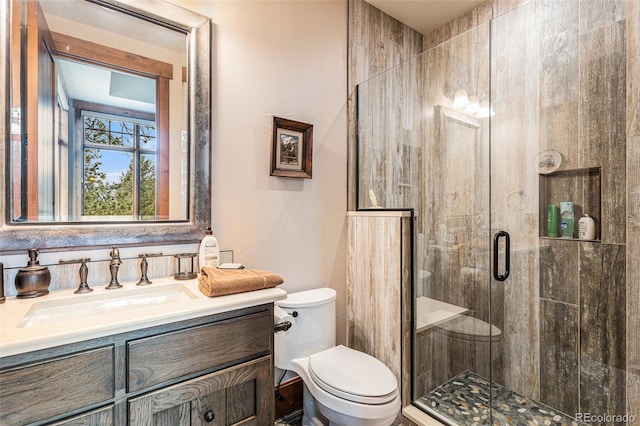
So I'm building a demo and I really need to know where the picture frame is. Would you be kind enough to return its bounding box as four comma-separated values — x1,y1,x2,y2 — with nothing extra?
271,116,313,179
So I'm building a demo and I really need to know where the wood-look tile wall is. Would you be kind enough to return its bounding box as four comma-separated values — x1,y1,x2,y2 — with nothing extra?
536,0,628,419
347,0,423,212
349,0,637,420
357,58,423,213
346,212,412,409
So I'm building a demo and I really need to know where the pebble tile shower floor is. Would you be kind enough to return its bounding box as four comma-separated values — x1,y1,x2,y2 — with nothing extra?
418,370,585,426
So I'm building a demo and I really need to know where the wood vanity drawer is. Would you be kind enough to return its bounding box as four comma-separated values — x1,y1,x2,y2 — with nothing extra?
127,310,271,392
0,346,115,425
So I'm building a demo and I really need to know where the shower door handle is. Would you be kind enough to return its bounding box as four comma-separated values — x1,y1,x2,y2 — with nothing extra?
493,231,510,281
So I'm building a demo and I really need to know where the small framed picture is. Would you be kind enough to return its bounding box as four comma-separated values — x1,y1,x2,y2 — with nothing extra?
271,116,313,179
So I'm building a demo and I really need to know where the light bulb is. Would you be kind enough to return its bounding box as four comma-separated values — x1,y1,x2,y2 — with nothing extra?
452,89,469,109
464,95,480,114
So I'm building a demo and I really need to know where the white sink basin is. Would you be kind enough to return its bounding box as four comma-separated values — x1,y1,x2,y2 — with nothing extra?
18,284,198,328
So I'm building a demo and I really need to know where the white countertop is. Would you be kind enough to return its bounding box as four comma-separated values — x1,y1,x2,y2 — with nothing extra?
0,276,287,358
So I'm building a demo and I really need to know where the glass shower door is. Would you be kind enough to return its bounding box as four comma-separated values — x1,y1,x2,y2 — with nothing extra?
356,19,496,425
410,21,497,425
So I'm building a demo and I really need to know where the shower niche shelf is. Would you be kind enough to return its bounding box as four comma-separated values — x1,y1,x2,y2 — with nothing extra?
538,167,601,241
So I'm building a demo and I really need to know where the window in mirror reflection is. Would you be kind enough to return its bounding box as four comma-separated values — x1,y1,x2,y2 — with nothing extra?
82,113,159,219
10,0,189,223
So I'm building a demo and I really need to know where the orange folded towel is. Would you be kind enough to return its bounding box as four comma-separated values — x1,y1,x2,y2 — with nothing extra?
198,267,284,297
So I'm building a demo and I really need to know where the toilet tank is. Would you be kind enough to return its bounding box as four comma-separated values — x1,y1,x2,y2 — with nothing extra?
274,288,336,371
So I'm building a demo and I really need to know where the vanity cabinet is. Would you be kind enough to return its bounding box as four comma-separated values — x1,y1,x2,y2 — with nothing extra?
0,305,274,426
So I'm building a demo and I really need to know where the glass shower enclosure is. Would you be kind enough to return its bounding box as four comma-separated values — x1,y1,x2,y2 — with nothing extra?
356,1,629,424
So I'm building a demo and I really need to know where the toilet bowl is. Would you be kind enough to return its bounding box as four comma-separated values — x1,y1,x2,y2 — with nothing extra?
275,288,400,426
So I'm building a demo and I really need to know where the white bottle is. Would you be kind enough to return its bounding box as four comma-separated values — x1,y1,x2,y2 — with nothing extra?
578,214,596,240
199,227,220,269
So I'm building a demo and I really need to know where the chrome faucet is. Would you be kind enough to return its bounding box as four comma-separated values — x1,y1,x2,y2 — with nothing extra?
106,246,123,289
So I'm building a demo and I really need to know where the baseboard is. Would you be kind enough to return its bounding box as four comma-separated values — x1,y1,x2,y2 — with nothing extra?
275,377,304,420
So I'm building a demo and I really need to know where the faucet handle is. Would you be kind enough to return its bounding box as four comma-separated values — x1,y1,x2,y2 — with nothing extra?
59,257,93,294
136,252,163,286
106,247,123,290
109,246,121,264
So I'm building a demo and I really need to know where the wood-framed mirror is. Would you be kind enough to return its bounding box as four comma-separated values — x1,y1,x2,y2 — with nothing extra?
0,0,211,252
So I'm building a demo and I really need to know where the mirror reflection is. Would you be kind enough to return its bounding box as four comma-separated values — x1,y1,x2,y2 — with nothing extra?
10,0,189,223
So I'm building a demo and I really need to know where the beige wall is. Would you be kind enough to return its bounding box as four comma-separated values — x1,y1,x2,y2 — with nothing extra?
169,0,349,344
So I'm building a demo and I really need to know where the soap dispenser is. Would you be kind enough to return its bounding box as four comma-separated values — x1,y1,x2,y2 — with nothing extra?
199,227,220,269
15,249,51,298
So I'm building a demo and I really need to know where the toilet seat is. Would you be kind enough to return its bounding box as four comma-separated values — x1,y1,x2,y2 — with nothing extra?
308,345,398,405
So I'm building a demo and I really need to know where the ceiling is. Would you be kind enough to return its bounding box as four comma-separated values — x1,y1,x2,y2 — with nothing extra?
58,59,156,113
366,0,486,35
40,0,186,52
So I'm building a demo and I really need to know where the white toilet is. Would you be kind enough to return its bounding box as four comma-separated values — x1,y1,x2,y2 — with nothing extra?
274,288,401,426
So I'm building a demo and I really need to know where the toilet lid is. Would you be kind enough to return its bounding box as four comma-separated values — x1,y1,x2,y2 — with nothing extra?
308,345,398,404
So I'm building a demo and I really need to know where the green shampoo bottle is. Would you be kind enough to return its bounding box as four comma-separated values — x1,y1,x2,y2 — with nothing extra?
547,204,559,238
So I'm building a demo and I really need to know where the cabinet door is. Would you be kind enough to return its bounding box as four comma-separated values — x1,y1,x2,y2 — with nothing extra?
128,356,272,426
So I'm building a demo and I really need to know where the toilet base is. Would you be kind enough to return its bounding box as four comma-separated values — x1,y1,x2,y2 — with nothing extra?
302,414,328,426
315,397,398,426
301,384,396,426
287,356,400,426
302,384,330,426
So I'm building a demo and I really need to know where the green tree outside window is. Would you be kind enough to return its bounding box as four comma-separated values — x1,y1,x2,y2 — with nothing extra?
82,114,157,219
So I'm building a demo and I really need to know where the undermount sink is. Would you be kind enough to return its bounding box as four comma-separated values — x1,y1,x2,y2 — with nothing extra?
18,284,198,328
